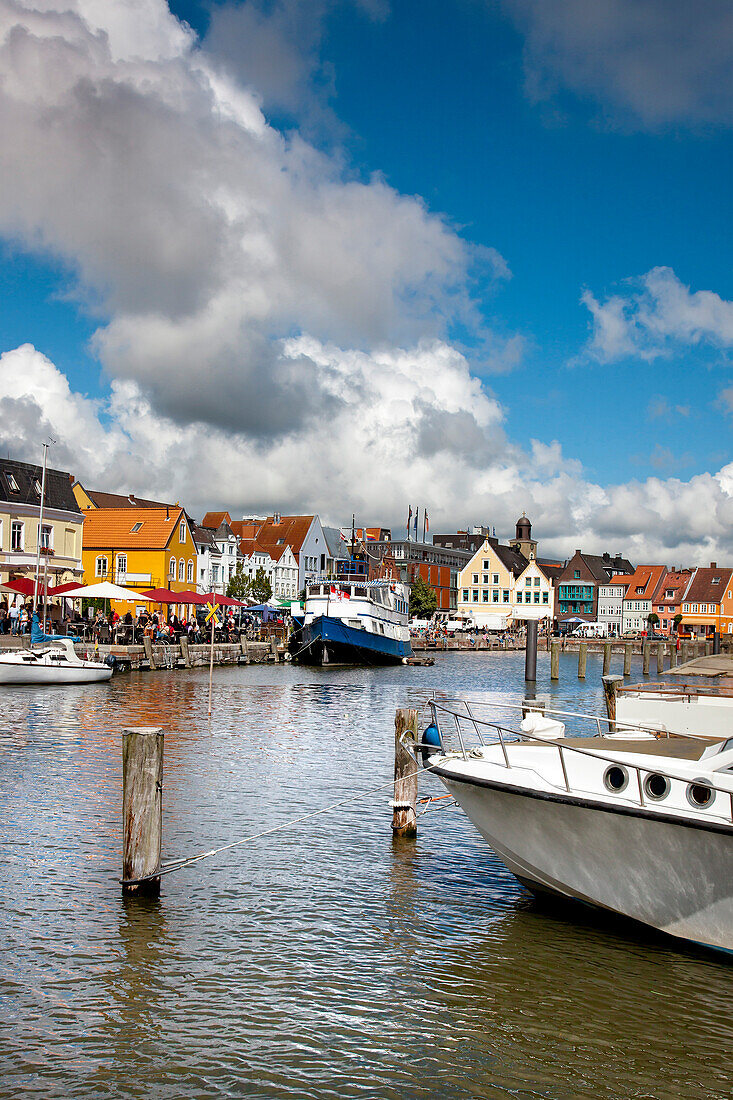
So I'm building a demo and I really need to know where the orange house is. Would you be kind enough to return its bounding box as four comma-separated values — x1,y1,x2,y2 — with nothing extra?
80,506,198,614
679,565,733,639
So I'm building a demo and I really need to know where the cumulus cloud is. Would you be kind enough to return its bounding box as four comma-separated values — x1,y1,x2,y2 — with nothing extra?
5,341,733,565
0,0,503,435
502,0,733,129
581,267,733,363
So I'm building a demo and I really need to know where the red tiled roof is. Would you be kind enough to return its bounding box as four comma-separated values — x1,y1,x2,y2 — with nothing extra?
684,567,733,606
256,515,314,555
201,511,232,529
82,507,185,549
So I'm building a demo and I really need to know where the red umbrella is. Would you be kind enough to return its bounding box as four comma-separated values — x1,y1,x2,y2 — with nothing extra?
142,588,181,603
176,589,209,605
203,593,247,607
2,577,37,596
49,581,86,595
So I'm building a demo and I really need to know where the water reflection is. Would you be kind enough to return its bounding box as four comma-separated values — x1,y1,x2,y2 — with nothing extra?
1,651,731,1099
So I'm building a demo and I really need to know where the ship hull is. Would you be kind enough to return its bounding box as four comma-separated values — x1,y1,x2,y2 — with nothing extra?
291,615,411,666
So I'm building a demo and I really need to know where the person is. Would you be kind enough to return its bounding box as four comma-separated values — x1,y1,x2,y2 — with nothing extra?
0,602,6,635
9,602,19,634
20,604,30,634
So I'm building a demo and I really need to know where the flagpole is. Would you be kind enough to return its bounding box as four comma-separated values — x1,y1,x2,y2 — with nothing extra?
33,442,50,623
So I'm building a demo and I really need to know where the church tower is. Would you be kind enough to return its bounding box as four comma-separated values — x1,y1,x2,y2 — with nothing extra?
514,512,537,560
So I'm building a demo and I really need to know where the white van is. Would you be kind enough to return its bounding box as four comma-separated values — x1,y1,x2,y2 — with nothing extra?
571,622,608,639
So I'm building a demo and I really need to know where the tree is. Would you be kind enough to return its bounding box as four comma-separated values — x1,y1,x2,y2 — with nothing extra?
251,566,272,603
647,611,659,637
227,565,251,601
673,613,683,633
410,575,437,619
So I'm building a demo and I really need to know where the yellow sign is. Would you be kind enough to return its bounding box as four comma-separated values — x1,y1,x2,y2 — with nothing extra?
204,601,218,624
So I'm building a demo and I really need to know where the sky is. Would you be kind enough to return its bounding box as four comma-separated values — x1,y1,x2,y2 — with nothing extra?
0,0,732,563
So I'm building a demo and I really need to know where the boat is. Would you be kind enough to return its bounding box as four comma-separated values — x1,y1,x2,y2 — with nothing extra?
0,636,113,684
290,577,412,665
423,690,733,953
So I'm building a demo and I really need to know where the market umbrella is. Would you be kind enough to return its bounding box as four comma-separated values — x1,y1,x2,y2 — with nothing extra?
49,581,85,596
176,590,209,605
0,578,37,596
202,593,247,607
62,581,152,601
142,588,181,603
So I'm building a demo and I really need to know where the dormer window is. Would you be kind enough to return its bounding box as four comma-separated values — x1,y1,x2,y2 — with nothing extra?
34,479,42,495
6,473,18,492
131,521,143,533
712,577,720,584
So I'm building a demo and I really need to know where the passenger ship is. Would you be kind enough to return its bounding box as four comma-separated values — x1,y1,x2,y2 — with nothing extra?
290,546,412,666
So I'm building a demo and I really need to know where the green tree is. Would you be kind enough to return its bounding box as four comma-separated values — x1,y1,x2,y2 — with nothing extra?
410,575,437,619
251,566,273,603
673,613,683,633
647,611,659,636
227,565,251,600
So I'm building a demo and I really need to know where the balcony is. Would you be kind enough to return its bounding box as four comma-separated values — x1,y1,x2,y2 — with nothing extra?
116,572,152,585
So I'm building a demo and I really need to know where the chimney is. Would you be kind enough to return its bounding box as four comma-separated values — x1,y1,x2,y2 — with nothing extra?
710,561,717,568
602,552,610,561
575,549,581,555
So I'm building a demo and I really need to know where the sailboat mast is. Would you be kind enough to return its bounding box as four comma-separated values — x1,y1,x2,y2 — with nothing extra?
32,443,49,616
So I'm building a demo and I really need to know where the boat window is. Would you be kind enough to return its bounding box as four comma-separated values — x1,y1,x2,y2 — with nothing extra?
355,587,367,597
603,765,628,793
643,772,670,801
686,781,715,809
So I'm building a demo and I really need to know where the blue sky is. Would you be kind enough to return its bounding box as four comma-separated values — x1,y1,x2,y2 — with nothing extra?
1,0,732,559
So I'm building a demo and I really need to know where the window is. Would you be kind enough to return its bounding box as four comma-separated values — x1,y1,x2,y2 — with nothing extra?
534,592,540,603
542,592,548,604
503,590,509,602
492,574,499,584
179,520,186,544
692,604,698,613
525,577,531,587
34,478,42,495
6,473,18,492
574,570,580,579
40,524,52,549
462,589,469,601
212,565,219,583
483,560,489,570
178,558,185,581
472,589,478,602
95,555,108,577
11,520,23,550
472,574,479,584
492,589,499,602
169,558,176,579
683,604,689,612
534,577,540,586
117,553,127,576
187,560,194,583
482,589,489,602
516,591,522,603
131,521,143,533
483,574,489,584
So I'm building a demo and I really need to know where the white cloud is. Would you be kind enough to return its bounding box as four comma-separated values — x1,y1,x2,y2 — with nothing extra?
503,0,733,129
5,341,733,565
582,267,733,363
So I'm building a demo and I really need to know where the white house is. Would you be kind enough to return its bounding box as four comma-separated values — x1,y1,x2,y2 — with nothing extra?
512,560,555,622
255,514,333,591
597,578,628,637
239,539,299,600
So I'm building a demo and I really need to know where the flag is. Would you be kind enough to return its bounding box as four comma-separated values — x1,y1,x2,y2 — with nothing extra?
407,505,412,539
423,509,429,542
339,531,348,543
414,508,418,539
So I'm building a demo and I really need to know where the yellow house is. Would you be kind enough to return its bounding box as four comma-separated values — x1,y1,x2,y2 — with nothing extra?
81,506,198,613
513,560,554,622
457,539,528,629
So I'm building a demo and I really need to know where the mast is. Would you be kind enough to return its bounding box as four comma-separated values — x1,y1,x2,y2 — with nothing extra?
351,513,356,561
32,442,50,620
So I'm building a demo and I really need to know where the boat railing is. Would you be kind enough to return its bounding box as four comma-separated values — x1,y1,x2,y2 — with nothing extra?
427,697,733,823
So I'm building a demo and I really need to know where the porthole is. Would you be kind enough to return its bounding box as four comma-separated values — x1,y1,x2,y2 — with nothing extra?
686,780,716,810
604,765,629,793
644,772,670,801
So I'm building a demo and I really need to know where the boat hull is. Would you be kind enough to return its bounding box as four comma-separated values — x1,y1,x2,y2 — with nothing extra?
291,615,411,666
0,659,112,684
436,767,733,953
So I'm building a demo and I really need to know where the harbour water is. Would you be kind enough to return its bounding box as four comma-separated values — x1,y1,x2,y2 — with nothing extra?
2,651,731,1099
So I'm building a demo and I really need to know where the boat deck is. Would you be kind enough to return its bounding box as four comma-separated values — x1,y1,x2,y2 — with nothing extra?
556,736,718,760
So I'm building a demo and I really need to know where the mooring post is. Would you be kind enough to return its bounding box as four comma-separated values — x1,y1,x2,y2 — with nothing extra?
392,708,418,838
623,643,632,676
578,642,587,679
180,635,191,668
681,641,689,665
550,641,559,681
142,635,156,670
706,639,713,657
656,643,664,675
602,675,623,733
602,642,611,676
122,727,163,895
521,699,546,719
642,642,650,675
669,642,677,668
525,619,538,682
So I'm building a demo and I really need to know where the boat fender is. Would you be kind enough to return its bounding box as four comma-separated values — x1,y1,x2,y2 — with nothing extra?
105,655,117,670
420,721,442,766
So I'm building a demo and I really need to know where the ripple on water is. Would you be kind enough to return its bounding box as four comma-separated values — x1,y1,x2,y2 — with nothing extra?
1,651,732,1099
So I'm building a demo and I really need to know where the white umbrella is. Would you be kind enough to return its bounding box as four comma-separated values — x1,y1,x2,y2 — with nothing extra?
62,581,153,601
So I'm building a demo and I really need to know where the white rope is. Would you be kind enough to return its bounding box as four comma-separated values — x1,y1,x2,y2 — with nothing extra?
121,753,443,885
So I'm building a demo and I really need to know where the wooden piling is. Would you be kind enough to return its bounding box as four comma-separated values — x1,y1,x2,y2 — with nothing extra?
122,727,163,894
521,699,546,719
656,643,664,675
578,642,587,679
669,642,677,668
623,643,632,676
550,641,559,681
642,642,650,675
681,642,690,664
392,708,418,838
602,675,623,732
602,642,611,676
180,635,191,668
142,635,156,670
705,640,713,657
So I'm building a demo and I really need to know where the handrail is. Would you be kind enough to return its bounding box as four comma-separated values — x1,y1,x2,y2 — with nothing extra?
428,699,733,823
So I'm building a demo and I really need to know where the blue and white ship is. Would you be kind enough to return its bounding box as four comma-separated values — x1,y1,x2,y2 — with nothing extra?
290,558,412,666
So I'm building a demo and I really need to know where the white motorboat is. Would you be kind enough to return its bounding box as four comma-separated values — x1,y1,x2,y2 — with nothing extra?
424,693,733,954
0,637,113,684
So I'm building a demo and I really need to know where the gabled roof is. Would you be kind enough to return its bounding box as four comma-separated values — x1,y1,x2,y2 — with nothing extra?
581,553,635,583
0,458,80,514
192,523,216,548
229,520,261,540
622,565,667,602
323,526,348,559
82,507,186,549
655,569,693,606
607,574,631,590
538,562,563,582
256,515,316,555
201,510,232,529
79,486,171,509
684,567,733,606
493,542,529,578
